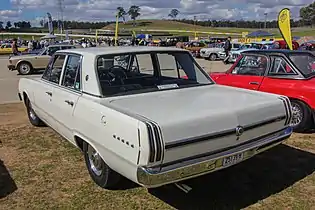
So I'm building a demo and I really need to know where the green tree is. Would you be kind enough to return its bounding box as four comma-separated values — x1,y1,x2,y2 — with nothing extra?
168,9,180,19
117,7,126,22
128,5,141,27
300,2,315,26
6,21,12,29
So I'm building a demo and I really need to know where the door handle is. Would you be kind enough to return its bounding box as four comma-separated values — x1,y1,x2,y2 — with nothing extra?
249,82,260,85
65,100,74,106
45,91,52,96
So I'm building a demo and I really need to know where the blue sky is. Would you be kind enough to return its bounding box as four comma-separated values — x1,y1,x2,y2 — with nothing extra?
0,0,313,26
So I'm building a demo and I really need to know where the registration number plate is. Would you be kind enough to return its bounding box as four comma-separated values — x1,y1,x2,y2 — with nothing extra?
222,153,244,167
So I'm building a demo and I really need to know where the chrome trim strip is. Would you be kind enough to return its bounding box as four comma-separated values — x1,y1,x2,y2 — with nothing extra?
137,126,292,188
165,115,286,150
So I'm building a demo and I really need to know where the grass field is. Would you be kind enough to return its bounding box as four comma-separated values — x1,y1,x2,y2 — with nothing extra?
103,19,315,38
1,103,315,209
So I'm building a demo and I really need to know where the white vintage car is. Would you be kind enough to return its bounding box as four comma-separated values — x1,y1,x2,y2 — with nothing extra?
18,46,293,190
200,42,241,61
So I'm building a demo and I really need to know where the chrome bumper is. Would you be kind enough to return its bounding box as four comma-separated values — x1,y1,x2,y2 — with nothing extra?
137,127,292,188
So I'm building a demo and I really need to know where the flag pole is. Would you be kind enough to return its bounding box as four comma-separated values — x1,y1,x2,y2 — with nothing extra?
115,12,119,46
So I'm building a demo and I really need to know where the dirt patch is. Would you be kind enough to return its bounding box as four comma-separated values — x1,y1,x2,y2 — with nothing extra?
0,103,315,209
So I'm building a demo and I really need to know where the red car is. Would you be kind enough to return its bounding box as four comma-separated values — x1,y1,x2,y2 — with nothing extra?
210,50,315,132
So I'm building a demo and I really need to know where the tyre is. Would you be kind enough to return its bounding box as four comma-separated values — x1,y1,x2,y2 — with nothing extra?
25,96,44,126
17,62,32,75
290,100,312,132
209,53,217,61
83,142,121,189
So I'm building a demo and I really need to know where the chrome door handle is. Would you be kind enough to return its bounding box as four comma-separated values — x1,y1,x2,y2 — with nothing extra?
45,91,52,96
65,100,74,106
249,82,260,85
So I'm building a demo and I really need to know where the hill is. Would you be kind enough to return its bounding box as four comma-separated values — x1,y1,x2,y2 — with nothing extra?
102,19,315,38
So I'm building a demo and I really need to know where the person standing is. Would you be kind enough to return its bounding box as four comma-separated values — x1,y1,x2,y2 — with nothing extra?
223,36,232,64
12,38,20,56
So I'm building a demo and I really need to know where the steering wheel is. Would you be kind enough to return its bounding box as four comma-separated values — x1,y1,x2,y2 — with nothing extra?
107,65,128,85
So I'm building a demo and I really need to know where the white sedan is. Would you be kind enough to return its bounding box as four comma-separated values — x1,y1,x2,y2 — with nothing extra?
18,46,293,189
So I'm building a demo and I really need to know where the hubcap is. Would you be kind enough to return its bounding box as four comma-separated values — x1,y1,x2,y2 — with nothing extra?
87,145,103,176
29,109,36,120
291,103,303,127
20,64,30,74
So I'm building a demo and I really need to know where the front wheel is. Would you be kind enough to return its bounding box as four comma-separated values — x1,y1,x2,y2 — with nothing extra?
290,100,312,132
209,53,217,61
25,97,44,126
18,62,32,75
83,142,121,189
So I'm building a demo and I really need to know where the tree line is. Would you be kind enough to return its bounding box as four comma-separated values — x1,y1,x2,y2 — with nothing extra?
0,2,314,31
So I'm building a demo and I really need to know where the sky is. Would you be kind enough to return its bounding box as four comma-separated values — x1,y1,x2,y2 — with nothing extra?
0,0,313,26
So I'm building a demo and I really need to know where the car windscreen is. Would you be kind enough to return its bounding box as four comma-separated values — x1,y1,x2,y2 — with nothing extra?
289,54,315,77
96,51,213,97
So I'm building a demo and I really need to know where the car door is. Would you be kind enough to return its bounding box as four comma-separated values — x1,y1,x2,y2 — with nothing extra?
217,54,268,90
50,54,82,143
35,46,60,69
33,55,63,128
258,55,299,95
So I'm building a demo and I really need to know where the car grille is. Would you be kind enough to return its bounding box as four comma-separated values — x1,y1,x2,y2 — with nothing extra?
232,53,239,59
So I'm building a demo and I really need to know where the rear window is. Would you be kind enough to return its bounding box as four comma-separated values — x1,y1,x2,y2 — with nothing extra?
289,53,315,77
96,51,212,97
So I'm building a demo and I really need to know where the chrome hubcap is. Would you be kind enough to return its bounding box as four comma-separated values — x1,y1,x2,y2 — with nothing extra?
87,145,103,176
20,64,30,74
29,109,36,120
291,103,303,127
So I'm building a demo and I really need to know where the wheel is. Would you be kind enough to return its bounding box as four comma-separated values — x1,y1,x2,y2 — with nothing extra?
83,142,121,189
209,53,217,61
17,62,32,75
25,97,44,126
290,100,312,132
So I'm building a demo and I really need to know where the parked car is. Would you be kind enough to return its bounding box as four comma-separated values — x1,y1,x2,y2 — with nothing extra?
7,44,76,75
184,41,206,57
299,41,315,51
200,42,241,61
0,43,28,54
18,46,292,190
210,49,315,132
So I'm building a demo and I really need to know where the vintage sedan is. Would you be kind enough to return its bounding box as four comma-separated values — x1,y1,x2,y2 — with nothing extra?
8,44,75,75
210,50,315,132
200,42,241,61
18,47,292,190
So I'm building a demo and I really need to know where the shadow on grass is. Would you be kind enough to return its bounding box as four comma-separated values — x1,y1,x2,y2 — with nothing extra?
149,144,315,210
0,158,17,199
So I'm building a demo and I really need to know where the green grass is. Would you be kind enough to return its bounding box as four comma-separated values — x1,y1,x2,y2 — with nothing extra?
1,103,315,209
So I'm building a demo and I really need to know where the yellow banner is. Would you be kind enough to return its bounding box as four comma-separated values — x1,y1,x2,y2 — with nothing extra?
278,8,292,50
115,13,119,46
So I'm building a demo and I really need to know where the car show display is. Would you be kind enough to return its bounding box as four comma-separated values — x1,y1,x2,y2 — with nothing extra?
18,46,293,189
210,49,315,132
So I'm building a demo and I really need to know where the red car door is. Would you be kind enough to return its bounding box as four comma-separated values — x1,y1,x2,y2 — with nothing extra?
258,55,304,95
214,54,268,91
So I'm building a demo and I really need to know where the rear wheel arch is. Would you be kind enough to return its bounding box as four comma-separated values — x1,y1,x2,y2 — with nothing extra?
287,97,313,132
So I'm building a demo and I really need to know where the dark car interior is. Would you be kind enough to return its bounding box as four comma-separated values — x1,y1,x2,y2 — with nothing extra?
96,52,211,96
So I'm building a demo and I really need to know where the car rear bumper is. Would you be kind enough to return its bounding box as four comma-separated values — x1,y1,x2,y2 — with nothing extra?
137,126,292,188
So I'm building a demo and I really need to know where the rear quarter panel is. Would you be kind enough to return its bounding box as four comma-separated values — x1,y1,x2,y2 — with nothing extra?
259,77,315,108
72,97,146,184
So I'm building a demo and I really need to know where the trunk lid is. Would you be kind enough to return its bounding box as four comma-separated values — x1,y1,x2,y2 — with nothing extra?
103,84,287,164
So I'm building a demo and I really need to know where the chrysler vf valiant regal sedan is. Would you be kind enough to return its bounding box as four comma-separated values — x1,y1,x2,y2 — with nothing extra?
210,50,315,132
18,46,292,189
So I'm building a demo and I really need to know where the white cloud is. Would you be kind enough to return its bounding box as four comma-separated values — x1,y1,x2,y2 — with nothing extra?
3,0,314,23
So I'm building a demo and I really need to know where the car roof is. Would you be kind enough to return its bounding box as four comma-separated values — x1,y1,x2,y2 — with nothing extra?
57,46,188,56
242,49,313,55
49,44,75,47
